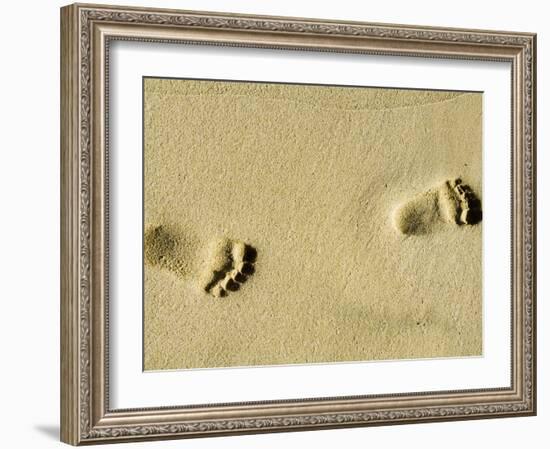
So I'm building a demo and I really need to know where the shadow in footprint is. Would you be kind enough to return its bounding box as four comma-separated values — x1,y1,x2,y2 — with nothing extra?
454,180,482,225
243,245,257,263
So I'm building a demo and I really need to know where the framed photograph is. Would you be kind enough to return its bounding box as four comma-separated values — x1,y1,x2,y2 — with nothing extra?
60,2,537,445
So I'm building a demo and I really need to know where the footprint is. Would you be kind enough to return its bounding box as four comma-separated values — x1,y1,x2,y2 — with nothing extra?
144,227,257,296
201,237,257,298
144,225,189,278
393,178,482,235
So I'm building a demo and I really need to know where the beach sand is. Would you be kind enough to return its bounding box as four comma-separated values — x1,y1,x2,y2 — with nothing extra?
143,78,482,370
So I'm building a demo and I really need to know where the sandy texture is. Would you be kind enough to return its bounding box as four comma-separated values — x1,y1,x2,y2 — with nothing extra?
143,78,482,370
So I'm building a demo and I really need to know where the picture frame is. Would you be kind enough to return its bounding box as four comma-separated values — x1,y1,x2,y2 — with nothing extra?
60,2,537,445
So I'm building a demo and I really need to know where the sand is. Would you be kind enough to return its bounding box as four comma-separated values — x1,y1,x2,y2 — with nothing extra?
143,78,482,371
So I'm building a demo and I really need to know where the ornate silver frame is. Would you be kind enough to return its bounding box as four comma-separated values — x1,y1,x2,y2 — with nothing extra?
60,3,536,445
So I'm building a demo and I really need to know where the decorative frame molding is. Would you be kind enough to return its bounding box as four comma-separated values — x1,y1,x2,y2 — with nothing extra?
60,3,536,445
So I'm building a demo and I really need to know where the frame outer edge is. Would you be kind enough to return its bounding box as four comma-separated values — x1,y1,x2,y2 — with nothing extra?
528,33,536,415
533,34,537,416
61,4,81,446
62,2,536,444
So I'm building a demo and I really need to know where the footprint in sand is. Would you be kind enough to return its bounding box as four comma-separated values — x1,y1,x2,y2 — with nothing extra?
200,238,257,298
393,178,482,235
144,225,190,277
144,227,257,297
